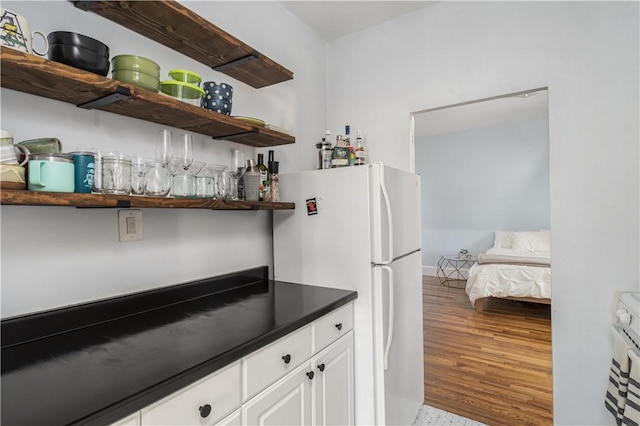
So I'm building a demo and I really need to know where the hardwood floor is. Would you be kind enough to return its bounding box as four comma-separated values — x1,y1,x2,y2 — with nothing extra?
422,275,553,426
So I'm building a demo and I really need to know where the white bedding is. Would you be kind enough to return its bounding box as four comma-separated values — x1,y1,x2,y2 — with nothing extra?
465,247,551,304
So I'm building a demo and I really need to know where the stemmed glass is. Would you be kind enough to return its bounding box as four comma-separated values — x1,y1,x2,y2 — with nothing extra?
230,149,246,200
177,133,194,172
172,134,197,197
149,129,173,197
156,129,173,166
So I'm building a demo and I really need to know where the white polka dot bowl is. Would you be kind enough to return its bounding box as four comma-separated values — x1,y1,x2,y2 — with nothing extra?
201,81,233,115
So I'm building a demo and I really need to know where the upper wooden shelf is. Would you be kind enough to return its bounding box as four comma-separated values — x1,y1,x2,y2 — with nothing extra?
0,189,295,211
0,49,294,148
73,0,294,88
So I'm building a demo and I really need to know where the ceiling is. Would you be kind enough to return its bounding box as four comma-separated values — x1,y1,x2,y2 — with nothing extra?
279,1,435,41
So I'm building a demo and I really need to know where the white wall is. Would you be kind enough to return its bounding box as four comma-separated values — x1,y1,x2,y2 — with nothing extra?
0,1,327,317
326,2,639,425
416,117,550,270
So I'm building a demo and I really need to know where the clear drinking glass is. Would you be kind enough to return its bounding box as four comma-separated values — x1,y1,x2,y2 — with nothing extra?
144,161,171,197
171,161,205,198
207,164,227,199
156,129,173,165
131,155,150,195
230,149,246,200
178,133,193,171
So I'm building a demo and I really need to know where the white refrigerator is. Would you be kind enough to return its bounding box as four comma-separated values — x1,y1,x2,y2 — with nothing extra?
273,163,424,426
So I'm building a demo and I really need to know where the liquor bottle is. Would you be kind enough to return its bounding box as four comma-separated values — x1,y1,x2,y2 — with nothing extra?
257,153,268,200
270,161,280,202
263,150,275,201
354,130,366,166
331,135,350,168
344,125,351,147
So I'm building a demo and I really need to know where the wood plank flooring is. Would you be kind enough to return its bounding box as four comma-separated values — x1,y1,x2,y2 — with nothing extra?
423,275,553,426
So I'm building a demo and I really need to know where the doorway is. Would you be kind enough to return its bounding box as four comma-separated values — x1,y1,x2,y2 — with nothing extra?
411,88,553,425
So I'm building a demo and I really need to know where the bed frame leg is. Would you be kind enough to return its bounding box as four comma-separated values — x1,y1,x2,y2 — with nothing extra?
475,299,484,313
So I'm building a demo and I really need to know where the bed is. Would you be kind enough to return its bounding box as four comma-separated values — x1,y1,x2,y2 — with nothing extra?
466,230,551,313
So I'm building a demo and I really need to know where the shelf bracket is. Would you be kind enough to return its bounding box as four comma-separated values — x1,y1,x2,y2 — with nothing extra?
73,1,99,12
212,53,259,72
214,128,259,141
77,86,132,110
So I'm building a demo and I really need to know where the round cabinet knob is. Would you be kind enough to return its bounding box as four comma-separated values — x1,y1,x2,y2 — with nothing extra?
282,354,292,364
335,323,343,331
199,404,212,418
317,363,326,372
306,371,315,380
617,309,632,325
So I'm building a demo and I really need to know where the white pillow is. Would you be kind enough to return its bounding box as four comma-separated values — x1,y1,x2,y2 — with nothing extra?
494,231,514,249
511,231,551,253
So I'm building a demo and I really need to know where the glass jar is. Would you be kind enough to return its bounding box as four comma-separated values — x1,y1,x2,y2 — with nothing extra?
101,155,132,194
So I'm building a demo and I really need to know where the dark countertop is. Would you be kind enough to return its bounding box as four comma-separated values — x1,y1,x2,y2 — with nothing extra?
1,266,357,426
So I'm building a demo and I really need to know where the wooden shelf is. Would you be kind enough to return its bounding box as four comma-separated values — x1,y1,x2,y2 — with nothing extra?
0,50,294,148
73,0,293,88
0,189,295,211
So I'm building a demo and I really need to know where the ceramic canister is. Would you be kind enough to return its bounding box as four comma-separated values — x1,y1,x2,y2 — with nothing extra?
28,154,74,193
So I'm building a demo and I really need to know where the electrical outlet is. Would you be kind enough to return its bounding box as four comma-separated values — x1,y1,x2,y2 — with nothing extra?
118,210,143,242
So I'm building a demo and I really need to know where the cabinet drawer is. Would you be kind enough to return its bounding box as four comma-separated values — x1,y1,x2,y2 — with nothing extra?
314,303,353,352
242,324,312,401
141,361,241,425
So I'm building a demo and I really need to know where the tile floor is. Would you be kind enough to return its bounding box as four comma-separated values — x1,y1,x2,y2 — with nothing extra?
412,404,488,426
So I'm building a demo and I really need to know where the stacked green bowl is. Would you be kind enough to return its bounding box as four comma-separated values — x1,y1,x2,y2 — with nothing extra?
111,55,161,92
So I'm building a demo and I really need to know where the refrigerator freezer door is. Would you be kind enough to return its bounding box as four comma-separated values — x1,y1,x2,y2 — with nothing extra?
372,251,424,426
370,164,422,264
273,166,372,288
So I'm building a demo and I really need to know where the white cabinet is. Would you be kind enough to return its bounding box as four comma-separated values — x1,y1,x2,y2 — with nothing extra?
242,331,354,426
313,303,353,353
312,332,355,426
129,303,353,426
110,412,140,426
242,325,313,401
141,361,241,426
216,408,242,426
242,362,313,426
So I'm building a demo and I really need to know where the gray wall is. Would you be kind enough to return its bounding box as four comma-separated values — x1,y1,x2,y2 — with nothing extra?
416,117,550,269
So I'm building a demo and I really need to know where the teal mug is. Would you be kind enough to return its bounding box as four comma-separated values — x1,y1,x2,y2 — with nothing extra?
28,154,74,193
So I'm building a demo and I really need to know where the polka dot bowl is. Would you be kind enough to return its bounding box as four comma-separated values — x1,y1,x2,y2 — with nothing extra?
201,82,233,115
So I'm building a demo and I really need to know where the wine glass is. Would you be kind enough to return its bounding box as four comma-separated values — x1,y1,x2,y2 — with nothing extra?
156,129,173,165
230,149,246,200
178,133,194,172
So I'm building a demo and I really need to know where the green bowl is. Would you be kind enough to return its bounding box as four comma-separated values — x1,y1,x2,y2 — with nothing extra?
159,80,205,106
168,69,202,86
112,55,160,78
112,69,159,92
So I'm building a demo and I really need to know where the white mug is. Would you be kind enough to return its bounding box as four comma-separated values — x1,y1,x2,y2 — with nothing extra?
1,9,48,56
0,129,29,166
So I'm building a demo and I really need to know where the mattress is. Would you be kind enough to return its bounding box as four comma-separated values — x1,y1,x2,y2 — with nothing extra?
465,247,551,304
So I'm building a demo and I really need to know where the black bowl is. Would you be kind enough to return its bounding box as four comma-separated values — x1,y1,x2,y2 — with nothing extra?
48,44,110,76
47,31,109,58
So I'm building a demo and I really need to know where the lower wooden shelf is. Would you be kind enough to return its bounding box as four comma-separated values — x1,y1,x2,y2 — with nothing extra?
0,190,294,210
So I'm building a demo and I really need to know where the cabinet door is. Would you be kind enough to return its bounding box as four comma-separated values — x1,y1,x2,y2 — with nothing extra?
312,331,355,426
110,412,140,426
242,362,313,426
215,408,241,426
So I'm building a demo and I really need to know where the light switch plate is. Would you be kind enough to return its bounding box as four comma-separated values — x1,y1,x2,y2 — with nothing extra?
118,209,143,242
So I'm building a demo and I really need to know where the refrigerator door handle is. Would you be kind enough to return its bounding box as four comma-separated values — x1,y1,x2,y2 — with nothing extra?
379,166,394,265
381,265,394,370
